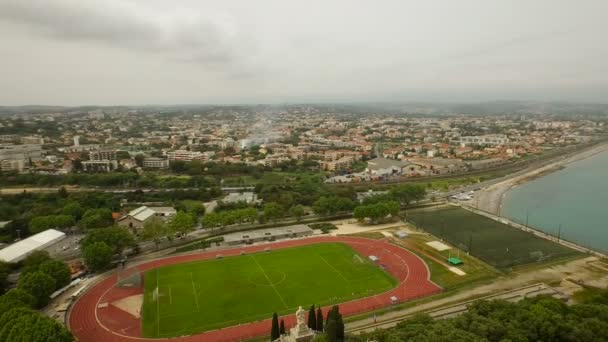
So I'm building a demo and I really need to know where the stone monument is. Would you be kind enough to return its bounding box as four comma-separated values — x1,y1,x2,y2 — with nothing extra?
277,306,315,342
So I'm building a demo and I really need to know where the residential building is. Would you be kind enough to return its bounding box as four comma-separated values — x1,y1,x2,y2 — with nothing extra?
0,159,25,172
142,157,169,169
366,157,420,177
81,160,118,172
458,135,509,146
167,150,207,161
89,149,117,161
0,144,43,162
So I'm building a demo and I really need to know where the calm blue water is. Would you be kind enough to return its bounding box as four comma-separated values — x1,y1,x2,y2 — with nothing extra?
502,150,608,253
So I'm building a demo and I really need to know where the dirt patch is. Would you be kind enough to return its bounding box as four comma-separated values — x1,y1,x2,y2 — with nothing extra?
112,294,143,318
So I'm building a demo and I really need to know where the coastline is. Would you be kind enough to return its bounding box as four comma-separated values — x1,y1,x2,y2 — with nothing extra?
474,142,608,215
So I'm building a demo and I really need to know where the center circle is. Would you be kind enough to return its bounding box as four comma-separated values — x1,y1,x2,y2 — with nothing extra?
248,269,286,287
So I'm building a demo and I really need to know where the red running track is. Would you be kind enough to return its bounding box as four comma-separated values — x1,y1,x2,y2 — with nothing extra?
68,236,441,342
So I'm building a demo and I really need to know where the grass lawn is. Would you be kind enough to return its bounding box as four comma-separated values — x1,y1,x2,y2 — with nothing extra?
407,206,580,270
400,234,500,289
141,243,396,338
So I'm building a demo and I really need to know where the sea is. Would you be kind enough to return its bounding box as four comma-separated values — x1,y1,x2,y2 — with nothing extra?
501,149,608,253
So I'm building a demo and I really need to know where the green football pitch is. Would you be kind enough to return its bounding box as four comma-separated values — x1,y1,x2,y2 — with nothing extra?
141,243,397,338
408,206,580,269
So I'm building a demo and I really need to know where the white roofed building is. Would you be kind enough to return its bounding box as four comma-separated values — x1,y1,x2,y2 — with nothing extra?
0,229,66,263
117,206,177,230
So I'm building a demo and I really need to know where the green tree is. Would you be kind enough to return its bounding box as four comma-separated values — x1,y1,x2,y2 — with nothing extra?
0,307,73,342
79,208,114,229
169,211,195,236
38,260,71,290
0,307,33,341
316,307,324,331
0,262,9,295
289,205,305,222
271,312,280,341
324,317,337,342
29,215,75,234
389,184,426,206
264,202,284,222
72,159,82,171
57,187,68,198
21,251,51,275
0,289,36,308
324,306,343,342
141,218,170,250
62,202,83,221
17,271,56,308
353,201,400,224
83,241,114,272
81,226,135,254
176,200,205,217
308,304,317,330
313,197,355,216
134,154,144,167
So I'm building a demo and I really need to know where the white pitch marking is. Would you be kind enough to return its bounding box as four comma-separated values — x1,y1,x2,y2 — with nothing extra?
190,273,200,312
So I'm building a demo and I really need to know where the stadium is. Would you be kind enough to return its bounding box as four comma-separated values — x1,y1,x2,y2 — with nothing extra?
68,236,441,342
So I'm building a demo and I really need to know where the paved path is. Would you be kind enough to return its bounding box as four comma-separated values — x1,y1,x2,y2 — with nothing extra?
68,236,441,342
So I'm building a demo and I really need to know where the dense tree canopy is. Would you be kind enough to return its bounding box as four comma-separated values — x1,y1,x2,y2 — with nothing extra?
38,260,71,290
169,211,196,235
0,263,9,295
263,202,284,222
389,184,426,206
81,226,135,254
353,201,399,223
0,307,73,342
17,271,55,308
21,251,52,275
313,196,355,216
141,218,170,249
28,215,75,234
79,208,114,229
352,293,608,342
202,207,258,228
83,241,114,272
0,289,35,309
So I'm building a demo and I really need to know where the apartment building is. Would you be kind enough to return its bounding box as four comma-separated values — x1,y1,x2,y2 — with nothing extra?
142,157,169,169
89,149,117,161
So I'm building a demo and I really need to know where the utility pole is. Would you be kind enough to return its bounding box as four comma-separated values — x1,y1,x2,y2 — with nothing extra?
557,224,562,243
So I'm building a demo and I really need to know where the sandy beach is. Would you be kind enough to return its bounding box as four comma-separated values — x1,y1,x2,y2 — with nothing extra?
474,142,608,215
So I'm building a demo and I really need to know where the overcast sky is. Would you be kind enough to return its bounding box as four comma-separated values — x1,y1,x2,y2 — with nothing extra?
0,0,607,106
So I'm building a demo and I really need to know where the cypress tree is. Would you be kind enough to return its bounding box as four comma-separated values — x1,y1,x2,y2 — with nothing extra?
279,319,286,335
271,312,280,341
307,304,316,330
316,307,324,331
324,306,343,342
325,317,338,342
336,308,344,341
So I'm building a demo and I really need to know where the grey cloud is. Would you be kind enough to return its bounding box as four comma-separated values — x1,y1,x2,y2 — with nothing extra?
0,0,237,65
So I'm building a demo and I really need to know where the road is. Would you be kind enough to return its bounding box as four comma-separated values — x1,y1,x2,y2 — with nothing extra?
347,283,566,333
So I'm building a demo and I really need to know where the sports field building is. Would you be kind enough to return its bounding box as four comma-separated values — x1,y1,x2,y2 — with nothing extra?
0,229,66,263
223,225,313,246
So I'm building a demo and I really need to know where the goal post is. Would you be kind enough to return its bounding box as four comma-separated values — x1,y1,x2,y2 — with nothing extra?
116,265,143,288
